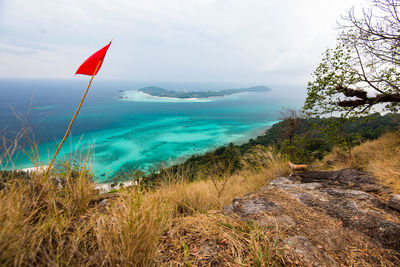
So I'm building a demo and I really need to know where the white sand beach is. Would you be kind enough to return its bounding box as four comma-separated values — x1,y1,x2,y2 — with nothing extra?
20,165,49,173
17,165,138,193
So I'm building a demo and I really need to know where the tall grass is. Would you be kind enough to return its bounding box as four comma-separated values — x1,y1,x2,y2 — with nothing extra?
0,141,291,265
153,146,290,216
0,162,97,265
93,187,169,266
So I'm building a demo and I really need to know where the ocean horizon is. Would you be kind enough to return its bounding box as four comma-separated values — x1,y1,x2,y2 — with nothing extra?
0,79,305,182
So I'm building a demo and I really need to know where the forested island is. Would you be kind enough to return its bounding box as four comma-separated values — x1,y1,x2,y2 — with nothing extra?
137,85,271,99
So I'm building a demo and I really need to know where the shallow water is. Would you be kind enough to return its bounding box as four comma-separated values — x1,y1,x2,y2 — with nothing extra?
0,79,303,182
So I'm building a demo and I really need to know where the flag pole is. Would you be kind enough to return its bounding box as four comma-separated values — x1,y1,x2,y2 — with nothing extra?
44,60,102,178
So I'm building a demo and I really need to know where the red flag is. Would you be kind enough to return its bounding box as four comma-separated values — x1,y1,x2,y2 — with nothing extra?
75,41,111,76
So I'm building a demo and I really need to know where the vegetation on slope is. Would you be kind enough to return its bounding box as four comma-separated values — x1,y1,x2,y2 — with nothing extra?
1,124,400,265
0,146,292,266
135,113,400,186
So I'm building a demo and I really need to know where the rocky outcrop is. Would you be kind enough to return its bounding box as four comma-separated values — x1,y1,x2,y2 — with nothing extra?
224,169,400,265
389,194,400,211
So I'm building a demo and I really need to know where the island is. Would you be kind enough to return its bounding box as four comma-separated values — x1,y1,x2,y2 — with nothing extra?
137,85,271,99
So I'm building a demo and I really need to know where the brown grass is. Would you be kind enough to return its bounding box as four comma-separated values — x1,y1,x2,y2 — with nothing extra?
322,131,400,193
157,213,287,266
0,146,289,266
152,146,290,216
93,187,169,266
0,170,98,265
1,137,399,265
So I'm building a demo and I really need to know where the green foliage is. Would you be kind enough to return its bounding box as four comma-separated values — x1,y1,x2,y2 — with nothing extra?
317,117,363,157
182,242,193,267
304,42,360,117
281,136,311,163
137,113,400,186
304,0,400,117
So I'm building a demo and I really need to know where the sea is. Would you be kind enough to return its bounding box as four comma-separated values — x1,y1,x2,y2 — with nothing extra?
0,79,305,182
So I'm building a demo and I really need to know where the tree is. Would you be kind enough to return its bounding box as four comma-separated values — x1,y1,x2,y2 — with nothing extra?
304,0,400,118
279,109,314,163
279,109,302,159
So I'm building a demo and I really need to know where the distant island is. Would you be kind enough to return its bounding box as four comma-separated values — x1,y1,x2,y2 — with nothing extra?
137,85,271,99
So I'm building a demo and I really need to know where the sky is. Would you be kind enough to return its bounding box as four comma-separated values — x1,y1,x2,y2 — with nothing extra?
0,0,365,87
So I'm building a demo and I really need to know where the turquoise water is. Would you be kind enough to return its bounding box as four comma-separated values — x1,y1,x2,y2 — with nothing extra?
0,79,304,182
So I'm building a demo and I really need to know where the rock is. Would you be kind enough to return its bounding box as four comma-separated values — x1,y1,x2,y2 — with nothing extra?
281,182,323,191
269,177,293,185
89,193,118,207
259,214,297,228
224,197,281,217
285,236,336,267
389,194,400,211
323,188,380,205
224,168,400,264
360,183,388,193
292,169,375,185
98,199,109,207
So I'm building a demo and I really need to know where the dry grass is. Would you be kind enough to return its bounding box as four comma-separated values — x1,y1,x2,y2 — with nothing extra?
92,187,169,266
156,185,400,266
322,131,400,193
0,169,98,265
0,146,290,266
1,137,399,265
0,168,169,266
152,146,290,216
157,213,287,266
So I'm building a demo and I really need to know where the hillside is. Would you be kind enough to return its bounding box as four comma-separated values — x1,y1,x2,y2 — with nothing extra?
132,113,400,186
1,126,400,265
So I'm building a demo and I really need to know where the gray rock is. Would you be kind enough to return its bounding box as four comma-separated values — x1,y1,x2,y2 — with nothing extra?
269,177,293,185
258,214,297,228
292,168,376,185
323,188,377,202
224,168,400,262
285,236,337,267
360,183,388,193
225,197,280,217
388,194,400,211
282,182,323,191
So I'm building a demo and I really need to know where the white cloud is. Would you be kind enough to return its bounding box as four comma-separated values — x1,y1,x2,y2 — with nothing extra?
0,0,365,86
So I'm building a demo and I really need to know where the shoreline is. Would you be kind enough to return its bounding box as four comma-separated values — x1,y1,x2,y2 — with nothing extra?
12,121,278,186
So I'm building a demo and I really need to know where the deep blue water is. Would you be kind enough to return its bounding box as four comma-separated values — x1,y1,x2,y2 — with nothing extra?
0,79,304,182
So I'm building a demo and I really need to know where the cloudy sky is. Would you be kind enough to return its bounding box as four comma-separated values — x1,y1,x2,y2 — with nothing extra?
0,0,365,86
